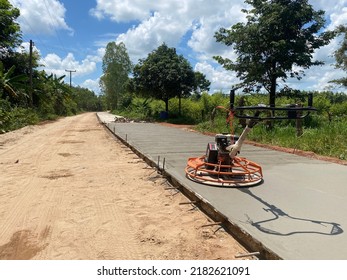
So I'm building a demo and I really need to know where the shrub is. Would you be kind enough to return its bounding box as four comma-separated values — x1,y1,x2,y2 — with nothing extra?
0,99,40,133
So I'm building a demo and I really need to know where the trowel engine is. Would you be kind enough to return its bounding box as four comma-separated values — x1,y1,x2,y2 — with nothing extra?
206,134,239,171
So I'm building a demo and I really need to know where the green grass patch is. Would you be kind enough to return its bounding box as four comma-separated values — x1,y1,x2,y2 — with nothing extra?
195,113,347,160
247,120,347,160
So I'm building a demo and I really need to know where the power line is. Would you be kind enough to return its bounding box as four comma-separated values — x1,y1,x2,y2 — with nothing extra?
9,1,51,67
42,0,69,55
9,0,79,84
11,0,70,56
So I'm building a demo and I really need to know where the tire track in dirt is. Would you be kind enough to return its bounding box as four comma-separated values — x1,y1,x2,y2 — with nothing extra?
0,113,249,260
92,197,142,259
35,114,143,259
0,126,66,240
0,115,90,259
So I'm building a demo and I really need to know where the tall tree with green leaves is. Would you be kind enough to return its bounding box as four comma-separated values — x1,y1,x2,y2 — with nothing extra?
0,0,22,58
331,25,347,87
133,43,195,113
194,71,211,93
214,0,335,108
100,42,132,110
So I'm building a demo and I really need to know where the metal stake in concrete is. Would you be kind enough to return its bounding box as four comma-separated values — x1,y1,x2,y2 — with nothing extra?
201,222,223,228
164,187,179,191
235,252,260,258
179,201,198,205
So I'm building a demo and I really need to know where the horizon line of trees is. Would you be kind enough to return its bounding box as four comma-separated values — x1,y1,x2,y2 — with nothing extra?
3,0,347,133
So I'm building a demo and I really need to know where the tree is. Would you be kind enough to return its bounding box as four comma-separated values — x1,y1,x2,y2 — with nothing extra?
330,25,347,87
2,46,42,106
133,43,195,113
194,71,211,93
214,0,335,108
100,42,132,110
0,62,27,99
0,0,22,58
73,86,102,111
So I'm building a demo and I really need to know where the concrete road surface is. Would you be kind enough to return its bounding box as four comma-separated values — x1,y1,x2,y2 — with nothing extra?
97,112,347,260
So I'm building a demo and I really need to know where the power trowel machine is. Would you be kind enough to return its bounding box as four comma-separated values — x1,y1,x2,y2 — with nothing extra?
185,90,316,187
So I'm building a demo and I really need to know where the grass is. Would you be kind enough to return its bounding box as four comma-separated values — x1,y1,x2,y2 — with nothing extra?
196,115,347,160
249,123,347,160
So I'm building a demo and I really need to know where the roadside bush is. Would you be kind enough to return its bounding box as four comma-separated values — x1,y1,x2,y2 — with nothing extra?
0,99,12,133
330,102,347,117
168,97,202,124
113,97,157,121
149,99,165,118
1,99,40,133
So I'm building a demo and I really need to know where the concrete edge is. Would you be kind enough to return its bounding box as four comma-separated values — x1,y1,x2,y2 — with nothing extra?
96,113,281,260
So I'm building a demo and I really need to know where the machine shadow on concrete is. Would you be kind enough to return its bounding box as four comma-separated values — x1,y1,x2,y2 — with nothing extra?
240,188,343,237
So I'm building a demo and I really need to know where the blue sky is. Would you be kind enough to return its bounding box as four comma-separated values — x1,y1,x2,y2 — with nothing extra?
9,0,347,94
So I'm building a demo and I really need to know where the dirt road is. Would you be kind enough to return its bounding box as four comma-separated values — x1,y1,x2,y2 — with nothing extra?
0,113,248,260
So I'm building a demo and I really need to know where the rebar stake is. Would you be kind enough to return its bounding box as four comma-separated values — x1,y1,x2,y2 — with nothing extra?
201,222,223,228
235,252,260,258
179,201,198,205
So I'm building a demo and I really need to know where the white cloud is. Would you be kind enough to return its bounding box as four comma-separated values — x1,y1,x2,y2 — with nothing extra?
116,11,192,62
188,3,247,58
195,61,239,92
17,41,40,55
313,36,340,67
81,79,100,94
10,0,73,35
328,7,347,30
90,0,188,22
313,0,347,28
91,0,253,90
92,0,247,64
90,0,149,22
188,20,227,60
40,52,96,78
286,63,345,92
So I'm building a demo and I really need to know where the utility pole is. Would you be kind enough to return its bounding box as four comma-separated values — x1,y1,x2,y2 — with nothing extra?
65,69,76,87
29,40,34,107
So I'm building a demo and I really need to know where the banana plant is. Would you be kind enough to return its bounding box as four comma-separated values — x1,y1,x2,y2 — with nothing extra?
0,62,28,98
43,73,72,115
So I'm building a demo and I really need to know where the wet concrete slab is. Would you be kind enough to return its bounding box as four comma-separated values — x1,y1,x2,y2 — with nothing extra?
97,112,347,260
